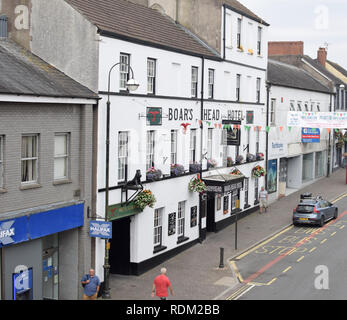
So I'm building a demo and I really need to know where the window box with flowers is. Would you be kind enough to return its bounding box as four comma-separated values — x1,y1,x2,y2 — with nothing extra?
252,165,266,178
146,167,162,181
170,164,185,177
227,157,234,167
134,189,157,211
235,155,244,165
188,175,207,194
246,153,257,163
207,159,217,169
189,162,202,173
256,152,264,160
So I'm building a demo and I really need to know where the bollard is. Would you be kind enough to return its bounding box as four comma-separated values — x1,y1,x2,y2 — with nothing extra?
219,247,224,269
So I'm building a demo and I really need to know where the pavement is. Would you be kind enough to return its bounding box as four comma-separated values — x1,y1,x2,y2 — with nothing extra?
106,169,347,300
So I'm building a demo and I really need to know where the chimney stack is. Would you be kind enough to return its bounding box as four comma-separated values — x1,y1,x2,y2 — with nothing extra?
268,41,304,56
0,15,8,38
317,47,327,67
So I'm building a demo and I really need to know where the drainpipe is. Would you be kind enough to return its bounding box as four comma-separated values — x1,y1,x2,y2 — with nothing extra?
199,56,205,243
265,81,271,190
327,92,333,177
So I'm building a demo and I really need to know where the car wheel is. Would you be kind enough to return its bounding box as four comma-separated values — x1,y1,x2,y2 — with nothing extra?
333,209,338,220
319,216,325,227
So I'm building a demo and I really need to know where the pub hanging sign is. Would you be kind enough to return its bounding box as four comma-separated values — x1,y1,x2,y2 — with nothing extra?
147,107,162,126
222,120,241,146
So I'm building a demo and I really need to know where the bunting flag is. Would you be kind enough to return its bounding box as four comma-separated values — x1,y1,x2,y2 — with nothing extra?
288,126,292,132
280,126,284,132
266,126,270,133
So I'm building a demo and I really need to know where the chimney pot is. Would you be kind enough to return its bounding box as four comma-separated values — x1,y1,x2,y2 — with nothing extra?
317,47,327,67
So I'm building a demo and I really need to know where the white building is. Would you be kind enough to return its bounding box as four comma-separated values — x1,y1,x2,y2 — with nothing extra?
267,59,333,202
55,0,270,281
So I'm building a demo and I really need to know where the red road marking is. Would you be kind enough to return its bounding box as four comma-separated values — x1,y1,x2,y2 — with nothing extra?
243,210,347,285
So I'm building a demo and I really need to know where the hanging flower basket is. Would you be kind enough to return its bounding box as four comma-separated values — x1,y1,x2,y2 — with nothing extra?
188,175,207,194
189,162,202,173
134,189,157,211
146,168,162,181
170,164,185,177
207,159,217,169
252,165,266,178
230,168,242,176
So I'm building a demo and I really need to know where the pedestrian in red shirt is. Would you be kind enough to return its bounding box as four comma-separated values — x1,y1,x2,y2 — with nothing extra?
152,268,174,300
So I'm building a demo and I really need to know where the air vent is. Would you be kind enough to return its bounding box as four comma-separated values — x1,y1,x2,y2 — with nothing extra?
0,15,8,38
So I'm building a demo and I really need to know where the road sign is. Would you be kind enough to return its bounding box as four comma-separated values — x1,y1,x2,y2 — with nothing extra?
89,221,112,239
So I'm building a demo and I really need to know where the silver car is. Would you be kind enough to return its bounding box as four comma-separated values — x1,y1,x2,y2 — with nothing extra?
293,195,338,227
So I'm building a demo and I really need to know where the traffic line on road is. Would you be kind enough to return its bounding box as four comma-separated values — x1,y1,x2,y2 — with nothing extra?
321,239,327,244
297,256,305,262
226,284,254,300
239,210,347,286
230,261,244,283
234,225,294,260
282,266,292,274
309,247,317,253
331,232,337,237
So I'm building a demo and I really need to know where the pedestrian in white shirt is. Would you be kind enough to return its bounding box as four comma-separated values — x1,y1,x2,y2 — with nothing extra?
259,187,268,214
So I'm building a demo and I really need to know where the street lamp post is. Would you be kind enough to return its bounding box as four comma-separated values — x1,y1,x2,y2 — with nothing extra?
103,62,139,299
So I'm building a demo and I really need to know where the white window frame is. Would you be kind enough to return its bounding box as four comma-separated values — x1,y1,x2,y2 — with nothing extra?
153,208,163,247
257,27,262,55
171,130,177,165
270,99,276,125
120,53,130,90
207,128,213,159
118,131,128,182
147,58,156,94
244,178,249,206
177,201,185,238
21,134,39,184
208,69,215,99
237,18,242,49
54,133,70,181
256,127,260,154
236,74,241,101
146,131,155,171
256,78,261,102
189,129,197,163
191,67,199,98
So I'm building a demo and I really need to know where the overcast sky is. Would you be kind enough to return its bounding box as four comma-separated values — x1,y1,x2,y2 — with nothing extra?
241,0,347,70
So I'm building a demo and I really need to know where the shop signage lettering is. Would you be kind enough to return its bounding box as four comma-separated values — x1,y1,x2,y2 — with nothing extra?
227,110,243,121
0,220,15,245
203,109,221,121
302,128,320,143
107,202,142,222
89,221,112,239
168,108,194,121
287,111,347,129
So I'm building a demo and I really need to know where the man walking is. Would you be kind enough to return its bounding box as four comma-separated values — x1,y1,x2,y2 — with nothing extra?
152,268,174,300
259,186,268,214
81,269,100,300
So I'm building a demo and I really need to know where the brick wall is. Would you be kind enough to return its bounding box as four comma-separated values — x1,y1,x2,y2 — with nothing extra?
268,41,304,56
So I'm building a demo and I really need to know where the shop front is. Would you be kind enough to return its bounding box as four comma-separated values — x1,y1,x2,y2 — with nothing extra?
0,202,84,300
203,174,244,232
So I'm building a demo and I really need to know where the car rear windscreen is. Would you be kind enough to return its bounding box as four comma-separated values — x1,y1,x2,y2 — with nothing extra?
297,205,314,213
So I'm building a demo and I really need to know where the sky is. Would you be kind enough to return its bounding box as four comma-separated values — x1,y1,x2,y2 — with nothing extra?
240,0,347,70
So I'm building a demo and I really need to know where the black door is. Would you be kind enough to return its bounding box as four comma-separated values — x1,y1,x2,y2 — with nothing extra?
206,197,216,232
109,217,131,275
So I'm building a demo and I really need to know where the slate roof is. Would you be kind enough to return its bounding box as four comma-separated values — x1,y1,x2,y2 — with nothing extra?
326,59,347,80
302,55,347,86
224,0,270,26
65,0,220,60
0,39,98,99
267,58,332,94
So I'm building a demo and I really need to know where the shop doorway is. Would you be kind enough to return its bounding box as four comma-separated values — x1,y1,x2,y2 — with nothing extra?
42,235,59,300
206,196,215,232
109,217,131,275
